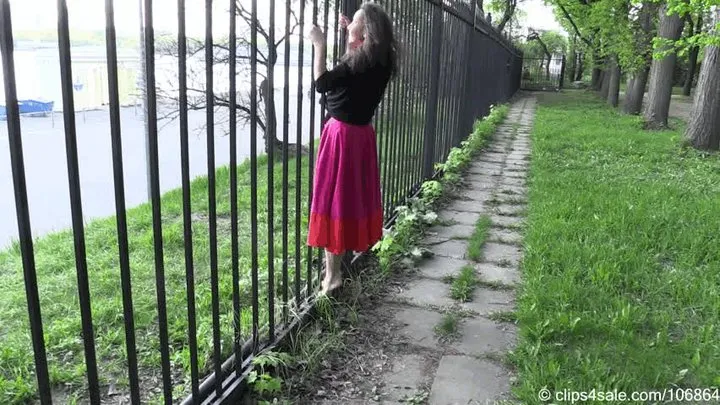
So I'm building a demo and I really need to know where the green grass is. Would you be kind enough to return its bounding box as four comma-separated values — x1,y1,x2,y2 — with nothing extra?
449,265,479,302
434,312,460,340
467,215,492,262
513,91,720,403
0,155,313,403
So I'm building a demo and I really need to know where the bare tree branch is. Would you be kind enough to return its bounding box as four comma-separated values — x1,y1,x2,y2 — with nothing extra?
557,2,594,47
497,0,517,32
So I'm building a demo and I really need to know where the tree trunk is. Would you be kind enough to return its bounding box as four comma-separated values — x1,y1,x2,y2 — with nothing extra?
576,53,585,81
683,45,700,96
624,76,636,107
624,66,650,114
623,1,656,115
591,67,602,89
546,55,552,80
600,68,611,99
682,14,702,97
607,57,621,107
684,45,720,150
643,4,685,129
569,37,577,82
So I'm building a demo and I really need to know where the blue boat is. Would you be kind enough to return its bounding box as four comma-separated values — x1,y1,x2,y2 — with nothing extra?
0,99,54,120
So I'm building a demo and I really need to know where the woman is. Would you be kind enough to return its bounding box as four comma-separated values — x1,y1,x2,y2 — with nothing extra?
308,3,397,294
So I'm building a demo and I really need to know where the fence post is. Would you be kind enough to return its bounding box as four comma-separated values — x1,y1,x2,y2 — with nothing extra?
460,8,476,145
340,0,358,56
422,3,443,178
559,54,567,90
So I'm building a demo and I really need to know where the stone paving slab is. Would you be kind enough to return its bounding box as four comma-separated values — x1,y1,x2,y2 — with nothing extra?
487,228,523,245
445,200,487,213
416,256,470,280
379,354,427,402
492,204,526,217
457,189,494,203
464,174,499,185
393,306,444,350
489,214,525,229
427,239,469,260
497,185,528,196
426,224,476,240
429,356,512,405
450,317,517,355
475,262,521,286
460,288,516,314
437,210,481,226
499,177,526,187
395,278,455,308
483,242,523,267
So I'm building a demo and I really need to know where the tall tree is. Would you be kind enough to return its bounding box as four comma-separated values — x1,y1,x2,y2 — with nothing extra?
623,0,659,114
568,34,578,81
643,3,686,129
607,55,622,106
682,13,703,96
685,45,720,149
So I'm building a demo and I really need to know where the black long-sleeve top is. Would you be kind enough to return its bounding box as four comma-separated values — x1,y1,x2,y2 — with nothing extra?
316,61,392,126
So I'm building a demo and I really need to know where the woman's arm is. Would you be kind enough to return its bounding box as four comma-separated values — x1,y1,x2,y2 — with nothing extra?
310,26,327,81
313,43,327,81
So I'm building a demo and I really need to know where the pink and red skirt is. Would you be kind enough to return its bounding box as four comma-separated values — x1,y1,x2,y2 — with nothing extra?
307,117,383,255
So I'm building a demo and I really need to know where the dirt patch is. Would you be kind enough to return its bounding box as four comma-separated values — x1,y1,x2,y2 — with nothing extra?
280,266,441,404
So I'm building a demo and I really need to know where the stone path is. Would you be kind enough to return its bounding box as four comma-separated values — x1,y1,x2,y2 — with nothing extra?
391,96,536,405
295,95,536,405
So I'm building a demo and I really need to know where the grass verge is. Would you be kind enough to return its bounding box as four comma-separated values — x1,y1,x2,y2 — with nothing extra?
0,154,313,403
513,91,720,403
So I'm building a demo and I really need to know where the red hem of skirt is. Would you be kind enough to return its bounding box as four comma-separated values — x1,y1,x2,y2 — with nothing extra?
307,209,383,255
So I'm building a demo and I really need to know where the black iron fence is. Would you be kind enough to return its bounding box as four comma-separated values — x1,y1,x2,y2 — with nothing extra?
521,56,566,91
0,0,521,403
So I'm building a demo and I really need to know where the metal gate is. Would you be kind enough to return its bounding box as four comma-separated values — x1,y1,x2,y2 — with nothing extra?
521,56,566,91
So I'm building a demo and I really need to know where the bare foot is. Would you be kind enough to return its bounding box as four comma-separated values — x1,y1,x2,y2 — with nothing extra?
319,274,342,295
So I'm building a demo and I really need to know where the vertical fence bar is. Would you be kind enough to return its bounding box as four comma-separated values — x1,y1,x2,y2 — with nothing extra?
463,8,475,138
400,0,414,199
416,0,432,186
229,0,242,381
251,0,260,351
267,0,277,340
316,0,330,287
108,9,142,405
307,0,319,294
333,0,340,64
205,3,223,394
142,0,174,401
295,0,306,302
282,0,291,324
55,1,100,403
422,1,443,178
387,0,403,212
0,2,52,403
178,0,201,399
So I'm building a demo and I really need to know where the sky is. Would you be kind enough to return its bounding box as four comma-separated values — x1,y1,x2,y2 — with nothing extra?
8,0,564,39
517,0,565,34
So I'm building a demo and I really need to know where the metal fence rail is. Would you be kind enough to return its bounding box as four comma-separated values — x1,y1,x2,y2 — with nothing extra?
0,0,521,403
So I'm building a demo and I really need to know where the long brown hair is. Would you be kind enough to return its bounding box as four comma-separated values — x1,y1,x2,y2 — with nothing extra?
343,3,398,76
